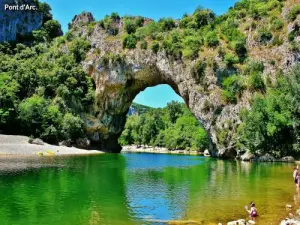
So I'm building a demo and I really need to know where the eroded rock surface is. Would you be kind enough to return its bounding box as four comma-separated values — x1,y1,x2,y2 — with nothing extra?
0,0,43,42
65,8,300,156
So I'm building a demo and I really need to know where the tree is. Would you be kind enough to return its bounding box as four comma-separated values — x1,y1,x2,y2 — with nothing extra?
18,95,48,135
167,101,183,124
44,20,62,38
123,35,137,49
124,20,137,34
61,113,84,140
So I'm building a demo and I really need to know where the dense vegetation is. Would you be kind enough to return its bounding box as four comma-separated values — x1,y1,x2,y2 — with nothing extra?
1,0,300,157
237,64,300,157
119,101,209,151
0,4,94,143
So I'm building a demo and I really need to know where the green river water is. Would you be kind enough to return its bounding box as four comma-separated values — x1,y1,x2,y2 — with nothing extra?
0,153,297,225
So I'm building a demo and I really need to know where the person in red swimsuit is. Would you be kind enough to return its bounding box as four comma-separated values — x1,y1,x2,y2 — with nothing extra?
245,202,258,221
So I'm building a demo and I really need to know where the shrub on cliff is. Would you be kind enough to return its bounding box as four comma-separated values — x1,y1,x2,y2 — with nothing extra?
221,75,244,103
44,20,63,39
124,19,137,34
151,41,160,53
123,35,137,49
286,5,300,22
69,38,91,62
205,31,219,47
158,18,176,31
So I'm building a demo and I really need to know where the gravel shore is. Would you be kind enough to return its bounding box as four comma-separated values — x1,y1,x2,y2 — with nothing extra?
121,145,204,155
0,134,104,156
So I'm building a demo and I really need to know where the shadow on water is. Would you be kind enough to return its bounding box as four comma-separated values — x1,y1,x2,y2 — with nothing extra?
0,153,296,225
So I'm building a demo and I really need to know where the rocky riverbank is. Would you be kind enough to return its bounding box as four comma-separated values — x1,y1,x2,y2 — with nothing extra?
121,145,208,156
0,134,104,156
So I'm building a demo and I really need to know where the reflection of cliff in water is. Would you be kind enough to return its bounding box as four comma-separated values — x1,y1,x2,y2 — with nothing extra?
0,155,137,225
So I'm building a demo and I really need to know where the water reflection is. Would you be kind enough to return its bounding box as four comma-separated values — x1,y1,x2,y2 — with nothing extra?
0,153,296,225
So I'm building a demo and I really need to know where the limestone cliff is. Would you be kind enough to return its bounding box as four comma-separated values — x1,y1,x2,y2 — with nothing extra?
0,0,62,42
66,0,299,157
1,0,299,157
0,0,41,42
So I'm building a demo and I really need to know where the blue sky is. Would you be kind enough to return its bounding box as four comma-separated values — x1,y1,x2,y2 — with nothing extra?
42,0,238,107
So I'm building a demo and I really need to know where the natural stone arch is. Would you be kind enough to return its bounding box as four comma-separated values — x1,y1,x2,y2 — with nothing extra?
83,47,237,157
71,13,243,158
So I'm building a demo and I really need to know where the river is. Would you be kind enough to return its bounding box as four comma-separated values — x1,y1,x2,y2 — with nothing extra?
0,153,297,224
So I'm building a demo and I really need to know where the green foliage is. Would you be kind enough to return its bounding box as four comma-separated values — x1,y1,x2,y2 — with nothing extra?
179,8,215,29
69,38,91,62
167,101,183,124
222,75,244,103
270,17,284,31
224,53,239,66
158,18,176,31
119,102,209,151
100,14,119,35
245,60,264,74
191,61,206,84
238,64,300,156
140,40,148,49
124,19,137,34
256,27,273,45
61,113,84,140
286,5,300,21
0,33,95,143
43,20,62,39
182,36,201,59
205,31,219,47
151,41,160,53
135,17,145,27
249,72,265,91
18,95,48,136
123,35,137,49
110,12,120,21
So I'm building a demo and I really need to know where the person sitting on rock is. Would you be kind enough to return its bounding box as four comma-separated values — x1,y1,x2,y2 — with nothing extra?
245,202,258,221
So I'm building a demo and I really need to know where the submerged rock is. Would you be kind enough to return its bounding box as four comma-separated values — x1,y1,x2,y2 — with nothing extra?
280,218,300,225
227,219,247,225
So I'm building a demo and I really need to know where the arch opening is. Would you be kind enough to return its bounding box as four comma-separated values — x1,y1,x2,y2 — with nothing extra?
118,84,210,153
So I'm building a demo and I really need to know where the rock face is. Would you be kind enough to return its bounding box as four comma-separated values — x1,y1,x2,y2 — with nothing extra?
68,12,95,30
65,8,300,156
0,0,43,42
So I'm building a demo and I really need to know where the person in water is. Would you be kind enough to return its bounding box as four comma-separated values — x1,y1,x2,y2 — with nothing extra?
297,174,300,188
293,165,299,187
245,202,258,221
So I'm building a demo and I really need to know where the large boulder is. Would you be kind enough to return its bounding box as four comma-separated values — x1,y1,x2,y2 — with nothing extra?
280,218,300,225
30,138,44,145
240,151,255,161
75,138,91,149
281,156,295,163
257,153,275,162
59,140,72,147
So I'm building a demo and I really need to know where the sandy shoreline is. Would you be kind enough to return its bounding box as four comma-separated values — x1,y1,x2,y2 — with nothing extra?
0,134,104,157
